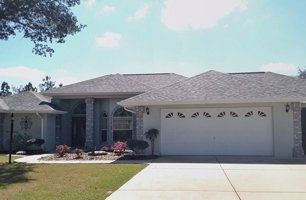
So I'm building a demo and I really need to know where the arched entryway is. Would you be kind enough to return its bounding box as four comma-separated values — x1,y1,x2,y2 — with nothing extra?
112,107,133,142
71,102,86,147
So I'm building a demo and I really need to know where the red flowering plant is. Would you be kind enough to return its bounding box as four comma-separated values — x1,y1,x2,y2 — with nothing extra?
112,141,127,155
56,145,70,157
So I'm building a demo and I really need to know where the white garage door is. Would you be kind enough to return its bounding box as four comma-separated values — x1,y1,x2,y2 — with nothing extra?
161,107,273,155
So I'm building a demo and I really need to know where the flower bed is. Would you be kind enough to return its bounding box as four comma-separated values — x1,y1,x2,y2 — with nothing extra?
40,151,121,161
39,151,159,161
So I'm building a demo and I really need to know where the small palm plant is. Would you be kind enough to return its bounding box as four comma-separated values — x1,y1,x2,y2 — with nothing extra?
144,128,159,155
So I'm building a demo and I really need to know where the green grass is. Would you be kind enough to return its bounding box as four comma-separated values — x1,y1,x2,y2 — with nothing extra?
0,154,20,163
0,155,147,200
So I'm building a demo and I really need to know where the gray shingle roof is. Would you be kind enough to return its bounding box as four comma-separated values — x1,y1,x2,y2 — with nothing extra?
123,73,187,89
0,91,66,114
43,73,186,96
119,70,306,106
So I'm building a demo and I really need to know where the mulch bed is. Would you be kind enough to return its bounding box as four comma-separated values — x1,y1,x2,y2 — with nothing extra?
39,152,159,161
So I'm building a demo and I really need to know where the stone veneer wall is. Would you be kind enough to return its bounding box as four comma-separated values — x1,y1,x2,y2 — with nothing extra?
55,115,62,146
135,106,144,140
292,102,304,157
0,113,4,151
85,98,95,149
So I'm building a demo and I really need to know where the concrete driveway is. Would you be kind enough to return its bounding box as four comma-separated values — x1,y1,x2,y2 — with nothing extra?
106,156,306,200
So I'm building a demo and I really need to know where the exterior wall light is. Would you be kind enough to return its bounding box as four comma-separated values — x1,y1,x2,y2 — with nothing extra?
286,103,290,112
145,107,150,115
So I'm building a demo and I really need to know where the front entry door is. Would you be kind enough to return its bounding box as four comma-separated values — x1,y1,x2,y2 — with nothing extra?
72,117,86,148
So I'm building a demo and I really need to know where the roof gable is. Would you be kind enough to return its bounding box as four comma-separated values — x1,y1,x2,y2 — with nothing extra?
1,91,65,113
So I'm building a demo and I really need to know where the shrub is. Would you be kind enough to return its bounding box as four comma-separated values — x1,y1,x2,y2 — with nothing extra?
127,140,149,153
145,128,159,155
74,148,83,159
56,145,70,157
26,138,45,147
112,141,127,155
10,133,31,151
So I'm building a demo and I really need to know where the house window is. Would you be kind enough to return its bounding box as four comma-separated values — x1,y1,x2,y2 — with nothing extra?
113,107,133,142
258,111,267,117
72,102,86,116
165,112,174,118
177,112,185,118
230,111,238,117
217,112,226,118
203,112,212,118
191,112,199,118
245,111,253,117
101,112,108,142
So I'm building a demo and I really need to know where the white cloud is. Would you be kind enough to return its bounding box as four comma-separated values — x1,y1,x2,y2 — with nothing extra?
96,32,122,49
0,66,45,85
86,0,95,6
161,0,247,31
128,5,150,21
260,62,296,74
100,5,115,15
0,66,81,87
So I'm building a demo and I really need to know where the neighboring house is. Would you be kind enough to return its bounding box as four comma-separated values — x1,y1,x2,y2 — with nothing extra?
1,70,306,157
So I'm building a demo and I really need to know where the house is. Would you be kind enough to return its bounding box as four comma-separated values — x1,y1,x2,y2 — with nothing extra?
0,70,306,157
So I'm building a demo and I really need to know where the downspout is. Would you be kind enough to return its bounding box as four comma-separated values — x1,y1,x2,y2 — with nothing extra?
36,113,44,149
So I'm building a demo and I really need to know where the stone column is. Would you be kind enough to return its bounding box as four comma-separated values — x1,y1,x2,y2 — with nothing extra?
85,98,95,150
0,113,4,151
292,102,304,157
135,106,144,140
55,115,62,146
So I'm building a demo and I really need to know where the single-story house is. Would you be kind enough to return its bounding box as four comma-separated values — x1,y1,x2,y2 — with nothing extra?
1,70,306,157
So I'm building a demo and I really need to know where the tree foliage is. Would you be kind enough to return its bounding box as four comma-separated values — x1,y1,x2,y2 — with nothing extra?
23,82,37,92
298,67,306,79
39,75,55,91
0,81,11,96
0,0,85,56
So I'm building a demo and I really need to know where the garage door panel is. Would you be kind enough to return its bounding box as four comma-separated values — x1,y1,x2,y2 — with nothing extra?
161,107,273,156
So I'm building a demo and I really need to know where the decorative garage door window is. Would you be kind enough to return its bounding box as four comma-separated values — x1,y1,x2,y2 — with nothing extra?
165,112,174,118
230,111,238,117
20,116,33,131
245,111,253,117
258,111,267,117
217,112,226,118
177,112,185,118
203,112,211,118
191,112,199,118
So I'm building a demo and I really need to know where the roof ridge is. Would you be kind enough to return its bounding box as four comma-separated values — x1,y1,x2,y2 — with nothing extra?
119,73,155,90
123,73,175,76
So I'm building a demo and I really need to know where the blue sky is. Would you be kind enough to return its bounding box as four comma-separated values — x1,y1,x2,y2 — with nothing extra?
0,0,306,87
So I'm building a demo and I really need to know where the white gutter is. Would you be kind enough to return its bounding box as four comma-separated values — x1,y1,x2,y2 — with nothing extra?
123,107,136,113
118,97,306,107
36,113,44,149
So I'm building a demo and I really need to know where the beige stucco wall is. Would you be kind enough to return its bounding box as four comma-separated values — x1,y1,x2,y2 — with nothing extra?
1,113,56,152
143,102,295,157
2,113,41,151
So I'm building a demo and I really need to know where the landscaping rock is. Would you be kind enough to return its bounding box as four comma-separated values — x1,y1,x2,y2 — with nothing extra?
16,151,27,155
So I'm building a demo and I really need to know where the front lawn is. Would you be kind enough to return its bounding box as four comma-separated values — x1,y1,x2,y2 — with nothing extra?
0,154,146,200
